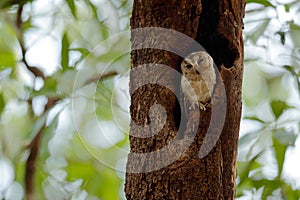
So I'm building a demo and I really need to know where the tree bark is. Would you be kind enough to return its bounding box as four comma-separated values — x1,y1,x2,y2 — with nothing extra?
125,0,245,199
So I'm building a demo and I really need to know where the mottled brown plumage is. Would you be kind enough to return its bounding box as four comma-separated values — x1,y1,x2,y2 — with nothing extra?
181,51,216,111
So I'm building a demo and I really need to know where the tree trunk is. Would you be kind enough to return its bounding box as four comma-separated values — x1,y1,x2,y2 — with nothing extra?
125,0,245,199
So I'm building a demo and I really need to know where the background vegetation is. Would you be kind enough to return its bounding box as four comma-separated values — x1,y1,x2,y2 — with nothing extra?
238,0,300,199
0,0,299,199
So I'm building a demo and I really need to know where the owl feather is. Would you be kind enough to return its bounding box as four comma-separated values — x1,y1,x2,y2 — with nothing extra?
181,51,216,116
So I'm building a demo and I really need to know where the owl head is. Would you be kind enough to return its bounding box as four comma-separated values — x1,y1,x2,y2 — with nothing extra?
181,51,214,76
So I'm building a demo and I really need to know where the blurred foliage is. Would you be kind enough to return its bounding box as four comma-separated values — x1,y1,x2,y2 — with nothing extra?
238,0,300,199
0,0,131,199
0,0,300,199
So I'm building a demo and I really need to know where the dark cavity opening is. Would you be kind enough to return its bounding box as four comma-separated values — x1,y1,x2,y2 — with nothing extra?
196,0,236,68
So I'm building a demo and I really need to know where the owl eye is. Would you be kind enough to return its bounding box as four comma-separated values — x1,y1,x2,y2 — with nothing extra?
186,64,193,69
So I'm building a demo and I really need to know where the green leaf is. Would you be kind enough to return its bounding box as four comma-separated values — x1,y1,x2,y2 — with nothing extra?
69,48,90,57
69,48,91,67
0,93,4,116
39,112,60,157
61,33,70,71
22,18,36,32
254,179,281,199
30,76,60,98
244,58,260,63
95,79,116,120
28,102,60,141
272,134,287,177
28,110,49,139
97,51,124,62
281,185,300,199
289,22,300,48
44,76,58,91
66,0,76,19
87,1,99,20
30,89,61,98
250,19,271,44
249,178,281,199
289,22,300,31
273,129,296,177
270,100,290,120
246,0,275,7
284,4,290,12
236,178,254,197
0,50,16,69
0,0,33,9
237,153,262,186
283,65,300,92
86,1,109,39
283,65,295,74
243,116,266,124
67,162,121,200
276,31,285,45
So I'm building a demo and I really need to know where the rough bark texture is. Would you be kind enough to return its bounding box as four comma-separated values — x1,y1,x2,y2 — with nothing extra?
125,0,245,199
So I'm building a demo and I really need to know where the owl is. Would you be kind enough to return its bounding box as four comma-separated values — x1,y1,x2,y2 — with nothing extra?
181,51,216,112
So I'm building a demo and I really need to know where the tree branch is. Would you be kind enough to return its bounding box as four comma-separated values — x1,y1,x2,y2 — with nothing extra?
15,4,48,200
16,4,45,79
25,125,43,200
15,3,117,199
25,97,58,200
84,71,118,85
